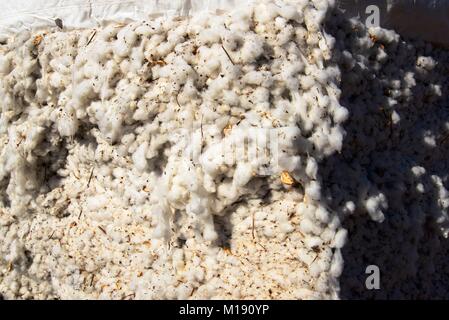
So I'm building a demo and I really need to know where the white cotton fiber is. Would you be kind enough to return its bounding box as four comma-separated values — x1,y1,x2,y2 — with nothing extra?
2,0,423,300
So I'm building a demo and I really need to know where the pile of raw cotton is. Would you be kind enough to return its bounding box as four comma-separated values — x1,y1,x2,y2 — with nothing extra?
0,0,448,299
323,9,449,299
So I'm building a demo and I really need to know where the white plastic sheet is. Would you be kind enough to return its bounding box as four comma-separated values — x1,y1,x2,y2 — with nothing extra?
0,0,247,38
1,0,449,47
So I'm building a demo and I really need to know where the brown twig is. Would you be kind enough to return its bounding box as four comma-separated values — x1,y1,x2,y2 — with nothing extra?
175,89,181,108
200,114,204,154
16,136,24,147
252,212,255,239
257,242,267,252
221,45,234,65
86,30,97,47
98,226,107,235
87,167,94,187
121,293,135,300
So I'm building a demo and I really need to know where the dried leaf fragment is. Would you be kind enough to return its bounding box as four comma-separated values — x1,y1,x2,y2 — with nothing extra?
280,171,296,185
223,124,232,136
223,247,233,255
147,59,167,67
33,35,43,46
55,18,63,29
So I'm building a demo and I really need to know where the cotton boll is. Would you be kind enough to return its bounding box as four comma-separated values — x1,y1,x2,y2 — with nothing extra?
113,38,131,58
57,113,78,137
305,236,323,249
416,56,436,71
0,55,12,74
365,193,388,222
299,218,316,235
222,90,240,106
132,141,148,172
176,284,193,299
239,34,264,63
280,222,295,234
73,80,95,104
315,206,329,224
326,127,344,152
86,195,108,211
168,184,187,203
203,222,218,242
331,228,347,249
305,157,318,179
278,155,300,172
278,4,300,22
330,249,344,278
120,27,138,47
411,166,426,178
262,223,276,238
343,201,356,215
333,106,349,124
151,206,171,239
135,24,154,37
48,72,64,88
276,24,295,46
309,260,322,277
300,75,315,90
305,181,321,201
233,162,253,187
242,70,273,87
202,173,216,193
319,228,335,243
199,144,224,176
301,203,317,221
254,3,279,23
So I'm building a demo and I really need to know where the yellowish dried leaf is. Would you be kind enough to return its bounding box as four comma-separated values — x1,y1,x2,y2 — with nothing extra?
147,59,167,67
223,124,232,135
280,171,295,185
223,247,232,255
33,35,43,46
